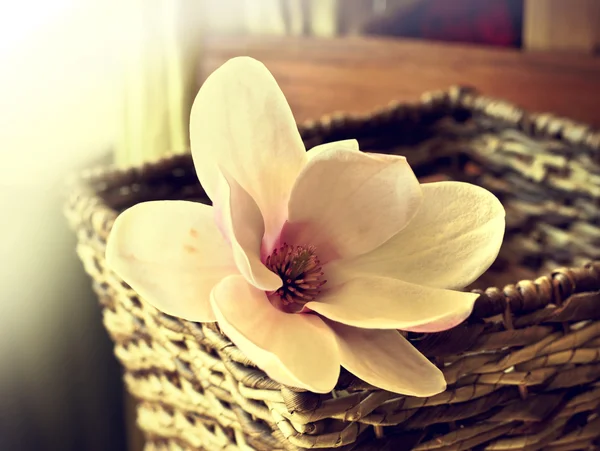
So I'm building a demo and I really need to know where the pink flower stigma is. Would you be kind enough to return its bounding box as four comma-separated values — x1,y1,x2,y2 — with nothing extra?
265,243,326,312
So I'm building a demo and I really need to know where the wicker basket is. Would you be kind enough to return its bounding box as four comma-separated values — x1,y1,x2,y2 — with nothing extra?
65,86,600,451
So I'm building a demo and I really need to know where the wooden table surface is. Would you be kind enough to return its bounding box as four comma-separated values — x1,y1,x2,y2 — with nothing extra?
200,35,600,127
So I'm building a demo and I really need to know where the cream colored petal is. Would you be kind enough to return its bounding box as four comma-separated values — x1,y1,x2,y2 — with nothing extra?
307,267,479,331
219,171,281,291
329,323,446,396
211,275,340,393
190,57,307,246
282,148,422,263
306,139,359,160
106,201,236,322
338,181,505,290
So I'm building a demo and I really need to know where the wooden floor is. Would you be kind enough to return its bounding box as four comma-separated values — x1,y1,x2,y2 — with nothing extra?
200,35,600,127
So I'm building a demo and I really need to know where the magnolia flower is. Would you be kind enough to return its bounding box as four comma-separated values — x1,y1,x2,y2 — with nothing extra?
106,57,505,396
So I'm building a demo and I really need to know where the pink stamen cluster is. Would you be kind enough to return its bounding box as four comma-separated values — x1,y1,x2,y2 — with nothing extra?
265,243,326,312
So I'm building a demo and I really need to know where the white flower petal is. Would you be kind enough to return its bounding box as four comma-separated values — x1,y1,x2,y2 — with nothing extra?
190,57,307,246
106,201,235,322
211,275,340,393
306,267,479,331
329,322,446,396
282,148,422,263
219,171,282,292
338,181,505,290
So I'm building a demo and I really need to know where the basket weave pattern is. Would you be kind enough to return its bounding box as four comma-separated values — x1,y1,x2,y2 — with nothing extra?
66,87,600,450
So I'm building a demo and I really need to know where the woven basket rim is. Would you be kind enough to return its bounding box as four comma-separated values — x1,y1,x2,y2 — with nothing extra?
67,84,600,194
64,85,600,325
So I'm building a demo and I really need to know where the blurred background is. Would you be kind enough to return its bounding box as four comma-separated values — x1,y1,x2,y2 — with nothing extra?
1,1,599,450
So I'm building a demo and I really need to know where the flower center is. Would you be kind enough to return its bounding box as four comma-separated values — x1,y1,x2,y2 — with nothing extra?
265,243,326,312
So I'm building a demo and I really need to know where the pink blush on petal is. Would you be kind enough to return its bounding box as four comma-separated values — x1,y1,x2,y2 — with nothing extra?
278,220,341,264
211,205,231,245
400,307,474,333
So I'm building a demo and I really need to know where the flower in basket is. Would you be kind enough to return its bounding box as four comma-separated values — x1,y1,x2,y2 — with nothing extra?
106,57,505,396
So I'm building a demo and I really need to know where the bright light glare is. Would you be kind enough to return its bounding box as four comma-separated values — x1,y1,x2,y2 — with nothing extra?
0,0,123,186
0,0,74,55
